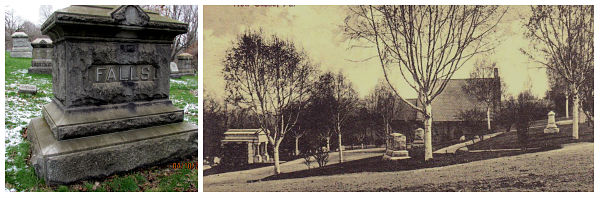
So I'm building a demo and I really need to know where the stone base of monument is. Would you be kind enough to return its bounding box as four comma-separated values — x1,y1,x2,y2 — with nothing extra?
170,70,195,78
28,67,52,74
43,99,184,140
408,141,425,160
544,126,560,134
10,50,32,58
27,117,197,185
29,61,52,74
382,150,410,160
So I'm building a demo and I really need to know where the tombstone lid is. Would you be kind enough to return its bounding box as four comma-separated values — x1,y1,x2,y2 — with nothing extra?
31,38,53,47
176,53,193,59
41,5,188,42
11,32,29,38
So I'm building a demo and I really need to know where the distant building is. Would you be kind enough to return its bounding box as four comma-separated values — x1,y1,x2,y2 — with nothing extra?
221,129,270,165
392,68,501,143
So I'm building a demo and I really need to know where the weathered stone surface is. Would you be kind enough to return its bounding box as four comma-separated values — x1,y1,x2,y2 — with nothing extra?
18,84,38,95
43,98,184,140
10,32,32,58
409,128,425,159
29,38,53,74
544,111,560,134
170,62,179,73
25,5,197,185
28,117,197,185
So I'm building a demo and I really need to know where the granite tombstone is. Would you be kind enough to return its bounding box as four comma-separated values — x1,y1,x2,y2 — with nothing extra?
27,5,198,185
29,38,54,74
10,32,33,58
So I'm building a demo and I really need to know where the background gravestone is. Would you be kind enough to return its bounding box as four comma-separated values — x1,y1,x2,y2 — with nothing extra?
10,32,33,58
169,61,181,78
29,38,53,74
383,133,409,160
175,52,195,76
27,5,197,185
409,128,425,160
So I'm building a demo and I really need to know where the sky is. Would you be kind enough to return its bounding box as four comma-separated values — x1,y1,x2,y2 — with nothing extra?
5,4,70,25
203,5,550,101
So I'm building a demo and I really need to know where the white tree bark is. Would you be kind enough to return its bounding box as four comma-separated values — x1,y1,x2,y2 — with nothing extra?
273,144,281,174
326,137,331,152
486,106,491,130
565,91,569,118
424,104,433,161
572,85,579,139
295,136,300,156
338,131,344,163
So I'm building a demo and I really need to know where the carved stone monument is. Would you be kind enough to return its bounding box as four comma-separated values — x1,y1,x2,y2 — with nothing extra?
409,128,425,160
29,38,53,74
10,32,33,58
176,52,195,76
383,133,409,160
544,111,560,134
28,5,197,184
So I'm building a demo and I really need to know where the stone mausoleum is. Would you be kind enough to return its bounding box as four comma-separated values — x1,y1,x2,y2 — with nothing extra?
29,38,53,74
221,129,270,166
10,32,33,58
28,5,197,184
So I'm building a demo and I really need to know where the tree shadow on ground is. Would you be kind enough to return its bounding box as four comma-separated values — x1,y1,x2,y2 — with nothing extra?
255,146,560,182
204,163,274,176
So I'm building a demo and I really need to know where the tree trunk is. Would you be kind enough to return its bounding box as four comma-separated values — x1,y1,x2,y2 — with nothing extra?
338,131,344,163
486,106,491,130
273,144,281,174
565,91,569,118
294,136,300,156
572,86,579,140
326,137,331,151
424,103,433,161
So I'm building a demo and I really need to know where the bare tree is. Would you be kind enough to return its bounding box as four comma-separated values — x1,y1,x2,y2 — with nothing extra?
332,71,358,163
5,9,22,49
372,79,400,135
344,5,506,161
522,5,593,139
462,59,501,130
223,30,314,174
39,5,53,24
142,5,198,61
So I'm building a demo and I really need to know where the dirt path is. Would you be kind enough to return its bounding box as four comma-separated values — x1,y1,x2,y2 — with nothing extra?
204,142,593,191
203,148,385,187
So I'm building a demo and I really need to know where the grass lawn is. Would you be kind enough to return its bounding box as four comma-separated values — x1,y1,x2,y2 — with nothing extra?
4,52,199,192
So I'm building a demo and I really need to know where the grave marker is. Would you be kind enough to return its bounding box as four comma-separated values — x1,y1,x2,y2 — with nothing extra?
27,5,197,184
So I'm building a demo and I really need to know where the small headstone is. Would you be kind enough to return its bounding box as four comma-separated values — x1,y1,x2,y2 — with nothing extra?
383,133,409,160
18,84,37,95
10,32,33,58
29,38,53,74
459,135,466,141
170,62,179,73
544,111,560,134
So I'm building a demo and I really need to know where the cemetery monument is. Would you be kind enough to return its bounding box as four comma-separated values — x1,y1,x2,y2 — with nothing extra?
383,133,409,160
27,5,198,184
29,38,54,74
10,32,33,58
544,111,560,134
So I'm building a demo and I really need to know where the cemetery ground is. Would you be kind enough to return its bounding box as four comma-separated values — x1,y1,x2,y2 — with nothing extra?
4,52,199,192
204,121,593,192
